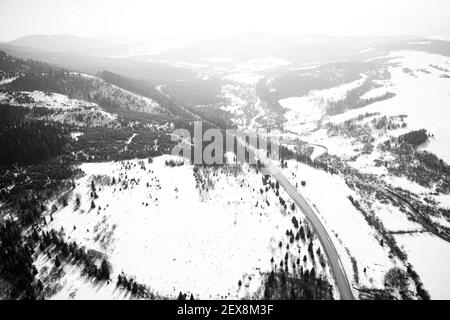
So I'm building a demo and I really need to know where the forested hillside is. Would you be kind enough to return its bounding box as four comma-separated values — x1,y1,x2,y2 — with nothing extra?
0,121,70,165
0,51,196,120
97,70,195,119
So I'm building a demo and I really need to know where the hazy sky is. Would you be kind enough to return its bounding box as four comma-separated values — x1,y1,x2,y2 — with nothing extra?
1,0,450,41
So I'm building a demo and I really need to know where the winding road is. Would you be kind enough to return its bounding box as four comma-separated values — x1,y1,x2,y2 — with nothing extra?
239,138,355,300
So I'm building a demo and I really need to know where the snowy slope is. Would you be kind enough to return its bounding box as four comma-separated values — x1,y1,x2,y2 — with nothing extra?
75,73,167,115
395,233,450,299
40,156,333,299
0,90,119,128
280,76,367,134
327,51,450,163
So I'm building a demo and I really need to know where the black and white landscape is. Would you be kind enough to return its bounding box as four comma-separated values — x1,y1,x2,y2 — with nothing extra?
1,0,450,301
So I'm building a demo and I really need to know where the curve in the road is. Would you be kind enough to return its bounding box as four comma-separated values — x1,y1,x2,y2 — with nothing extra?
238,137,354,300
265,164,354,300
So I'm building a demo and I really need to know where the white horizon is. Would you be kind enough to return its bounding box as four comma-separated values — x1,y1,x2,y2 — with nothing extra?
1,0,450,42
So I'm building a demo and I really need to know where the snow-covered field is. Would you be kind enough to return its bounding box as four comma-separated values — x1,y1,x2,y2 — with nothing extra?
235,57,291,73
303,128,363,159
327,51,450,163
279,96,324,124
41,156,332,299
283,50,450,165
281,76,367,135
395,233,450,299
273,49,450,299
221,56,290,86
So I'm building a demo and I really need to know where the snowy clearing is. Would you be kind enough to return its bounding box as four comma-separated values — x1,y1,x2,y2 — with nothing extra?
41,156,332,299
395,233,450,299
282,76,367,134
326,51,450,163
235,57,291,72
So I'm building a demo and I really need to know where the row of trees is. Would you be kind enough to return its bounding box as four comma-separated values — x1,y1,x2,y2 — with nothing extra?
327,79,396,116
263,269,333,300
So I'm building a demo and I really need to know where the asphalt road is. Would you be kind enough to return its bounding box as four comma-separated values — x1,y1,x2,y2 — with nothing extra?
239,138,354,300
266,163,354,300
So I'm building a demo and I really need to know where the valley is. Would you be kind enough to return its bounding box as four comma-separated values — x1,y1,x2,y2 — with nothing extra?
1,34,450,301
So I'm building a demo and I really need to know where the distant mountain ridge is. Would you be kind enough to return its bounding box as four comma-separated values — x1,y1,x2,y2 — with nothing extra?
7,34,130,56
428,34,450,42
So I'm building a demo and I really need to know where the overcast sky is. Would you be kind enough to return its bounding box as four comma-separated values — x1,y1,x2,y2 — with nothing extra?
1,0,450,41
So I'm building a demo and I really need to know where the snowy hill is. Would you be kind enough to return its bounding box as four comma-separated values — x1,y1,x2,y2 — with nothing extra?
0,90,120,128
2,35,450,301
36,156,334,299
261,49,450,299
